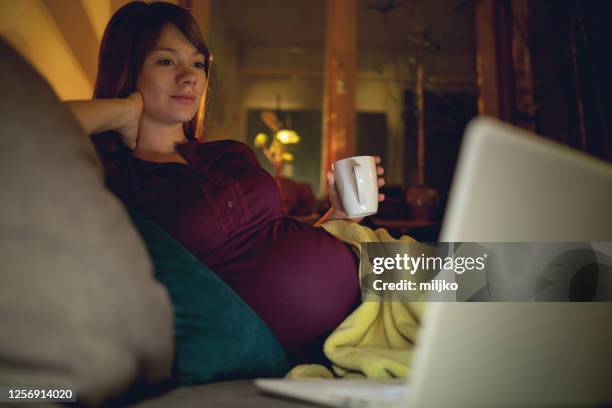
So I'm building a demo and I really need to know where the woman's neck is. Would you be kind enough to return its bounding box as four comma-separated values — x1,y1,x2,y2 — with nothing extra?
133,119,189,163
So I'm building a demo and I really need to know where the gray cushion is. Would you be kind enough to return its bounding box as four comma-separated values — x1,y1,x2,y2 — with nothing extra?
128,380,315,408
0,38,174,405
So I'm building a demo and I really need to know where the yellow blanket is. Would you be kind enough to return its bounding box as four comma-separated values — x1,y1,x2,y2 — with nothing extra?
286,220,425,379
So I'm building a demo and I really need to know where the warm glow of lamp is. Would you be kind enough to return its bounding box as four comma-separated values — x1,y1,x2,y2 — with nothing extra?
281,152,294,161
275,129,300,144
254,132,268,148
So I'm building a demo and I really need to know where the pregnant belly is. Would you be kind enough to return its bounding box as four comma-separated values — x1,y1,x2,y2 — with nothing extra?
209,217,360,357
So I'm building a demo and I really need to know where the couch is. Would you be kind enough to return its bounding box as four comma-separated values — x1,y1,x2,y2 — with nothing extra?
0,37,316,407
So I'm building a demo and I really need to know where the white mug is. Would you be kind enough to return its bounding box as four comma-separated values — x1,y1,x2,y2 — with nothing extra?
333,155,378,219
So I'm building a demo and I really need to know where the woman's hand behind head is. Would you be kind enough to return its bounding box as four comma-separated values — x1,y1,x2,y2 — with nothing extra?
116,91,143,150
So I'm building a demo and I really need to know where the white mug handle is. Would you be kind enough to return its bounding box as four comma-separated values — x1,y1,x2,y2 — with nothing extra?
353,163,366,205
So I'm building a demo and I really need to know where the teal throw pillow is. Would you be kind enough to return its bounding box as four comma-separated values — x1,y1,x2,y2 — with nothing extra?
128,210,290,385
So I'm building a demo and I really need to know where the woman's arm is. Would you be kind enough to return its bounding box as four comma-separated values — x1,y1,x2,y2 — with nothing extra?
313,208,334,227
65,92,142,150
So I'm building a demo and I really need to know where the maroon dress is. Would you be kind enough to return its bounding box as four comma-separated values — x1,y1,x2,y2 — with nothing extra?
92,136,360,361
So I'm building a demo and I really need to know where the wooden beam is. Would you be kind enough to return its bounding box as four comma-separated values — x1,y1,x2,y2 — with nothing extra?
475,0,499,117
322,0,357,188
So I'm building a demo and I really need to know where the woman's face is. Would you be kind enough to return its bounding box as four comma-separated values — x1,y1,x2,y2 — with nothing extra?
136,24,207,126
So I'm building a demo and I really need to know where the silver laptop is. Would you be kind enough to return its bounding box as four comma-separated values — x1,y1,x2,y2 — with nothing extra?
255,117,612,407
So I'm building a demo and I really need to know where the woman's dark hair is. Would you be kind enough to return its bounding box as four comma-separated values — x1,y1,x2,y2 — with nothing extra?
94,1,211,141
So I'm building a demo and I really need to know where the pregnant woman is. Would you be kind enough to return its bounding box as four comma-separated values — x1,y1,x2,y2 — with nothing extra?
66,1,385,363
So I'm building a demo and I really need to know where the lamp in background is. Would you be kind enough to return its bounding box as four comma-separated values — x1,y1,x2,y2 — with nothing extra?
254,95,301,177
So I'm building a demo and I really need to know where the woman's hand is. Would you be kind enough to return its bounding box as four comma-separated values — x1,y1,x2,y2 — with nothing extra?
116,91,143,150
323,156,386,224
65,91,143,149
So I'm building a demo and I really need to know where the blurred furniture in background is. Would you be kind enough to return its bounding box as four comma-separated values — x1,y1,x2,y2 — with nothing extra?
404,184,438,221
367,184,442,241
366,218,441,242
